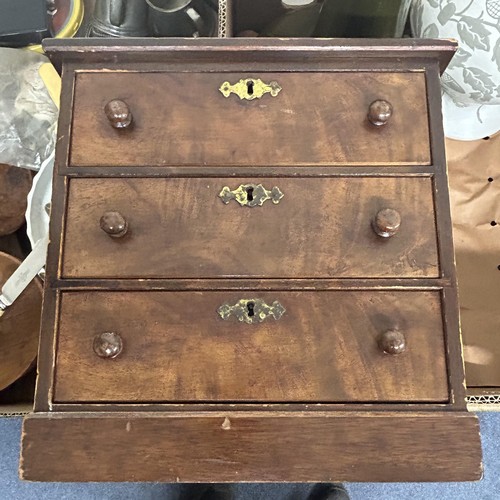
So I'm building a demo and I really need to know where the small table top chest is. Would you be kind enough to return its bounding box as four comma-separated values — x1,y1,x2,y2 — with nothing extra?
20,38,482,482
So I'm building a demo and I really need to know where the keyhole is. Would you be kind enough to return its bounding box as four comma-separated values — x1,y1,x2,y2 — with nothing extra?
246,187,254,201
247,302,255,317
247,80,254,96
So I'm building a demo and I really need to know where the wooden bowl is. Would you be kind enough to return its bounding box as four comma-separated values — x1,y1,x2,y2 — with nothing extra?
0,251,43,391
0,164,33,237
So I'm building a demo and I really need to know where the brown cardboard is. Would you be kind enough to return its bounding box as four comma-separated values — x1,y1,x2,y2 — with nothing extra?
447,133,500,409
0,369,35,416
0,404,33,416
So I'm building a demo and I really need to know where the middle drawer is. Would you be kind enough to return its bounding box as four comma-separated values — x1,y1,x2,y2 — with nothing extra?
62,177,439,279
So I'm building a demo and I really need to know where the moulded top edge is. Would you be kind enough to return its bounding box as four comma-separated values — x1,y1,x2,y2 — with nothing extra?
43,37,457,74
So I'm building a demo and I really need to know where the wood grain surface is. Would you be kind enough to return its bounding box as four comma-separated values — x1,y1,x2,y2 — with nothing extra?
20,411,482,482
62,177,439,279
70,71,430,167
54,290,448,403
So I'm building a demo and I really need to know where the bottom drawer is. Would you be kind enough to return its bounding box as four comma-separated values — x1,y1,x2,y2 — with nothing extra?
54,291,448,403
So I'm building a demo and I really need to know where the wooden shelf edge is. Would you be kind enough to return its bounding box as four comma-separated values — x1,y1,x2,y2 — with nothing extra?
42,38,457,75
20,411,482,482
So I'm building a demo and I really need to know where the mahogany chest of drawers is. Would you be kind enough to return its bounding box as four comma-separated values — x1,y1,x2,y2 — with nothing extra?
20,38,482,482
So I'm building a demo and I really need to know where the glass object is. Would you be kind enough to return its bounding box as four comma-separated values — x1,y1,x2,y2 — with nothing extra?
145,0,218,37
315,0,412,38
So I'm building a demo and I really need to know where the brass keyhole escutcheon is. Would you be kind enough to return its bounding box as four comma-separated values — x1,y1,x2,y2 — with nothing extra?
219,184,284,207
219,78,282,100
218,299,286,324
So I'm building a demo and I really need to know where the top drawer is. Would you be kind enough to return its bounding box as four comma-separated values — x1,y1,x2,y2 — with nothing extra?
70,71,431,167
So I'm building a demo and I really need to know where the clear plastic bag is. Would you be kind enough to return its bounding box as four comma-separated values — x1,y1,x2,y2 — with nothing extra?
0,48,58,171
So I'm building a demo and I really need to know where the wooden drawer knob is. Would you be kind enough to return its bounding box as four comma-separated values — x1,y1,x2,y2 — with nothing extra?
372,208,401,238
378,330,406,355
93,332,123,359
100,211,128,238
104,99,133,129
368,100,393,126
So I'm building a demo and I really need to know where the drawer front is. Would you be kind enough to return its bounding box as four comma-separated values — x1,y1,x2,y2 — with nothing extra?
62,177,439,279
70,72,430,167
54,291,448,403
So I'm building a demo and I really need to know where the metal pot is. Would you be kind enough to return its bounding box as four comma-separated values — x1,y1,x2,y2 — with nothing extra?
89,0,149,37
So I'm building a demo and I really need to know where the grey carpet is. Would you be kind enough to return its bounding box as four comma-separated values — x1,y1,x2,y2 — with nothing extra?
1,413,498,499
